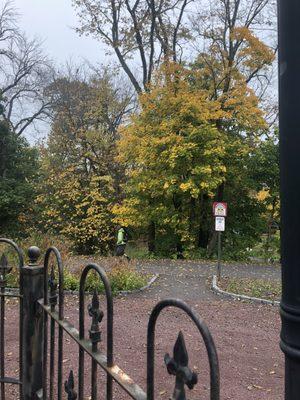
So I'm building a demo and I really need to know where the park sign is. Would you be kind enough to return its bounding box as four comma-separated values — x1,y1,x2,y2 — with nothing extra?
213,202,227,217
213,202,227,279
215,216,225,232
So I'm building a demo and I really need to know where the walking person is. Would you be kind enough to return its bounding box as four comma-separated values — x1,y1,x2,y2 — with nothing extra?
115,226,130,261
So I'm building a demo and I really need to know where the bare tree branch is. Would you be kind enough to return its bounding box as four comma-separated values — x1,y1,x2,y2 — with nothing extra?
190,0,276,101
73,0,192,92
0,0,54,136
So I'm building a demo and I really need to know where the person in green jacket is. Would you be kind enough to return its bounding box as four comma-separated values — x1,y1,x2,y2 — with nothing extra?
115,226,130,260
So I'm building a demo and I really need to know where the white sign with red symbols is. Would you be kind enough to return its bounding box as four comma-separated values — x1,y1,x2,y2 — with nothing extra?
215,216,225,232
213,202,227,217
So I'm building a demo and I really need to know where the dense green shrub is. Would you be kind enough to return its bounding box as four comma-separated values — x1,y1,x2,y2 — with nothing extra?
0,121,39,237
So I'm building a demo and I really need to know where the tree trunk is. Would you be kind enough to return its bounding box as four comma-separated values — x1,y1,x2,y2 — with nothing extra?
198,194,210,249
198,226,210,249
265,197,277,261
189,197,196,229
176,242,184,259
172,194,184,257
207,232,218,257
148,221,156,253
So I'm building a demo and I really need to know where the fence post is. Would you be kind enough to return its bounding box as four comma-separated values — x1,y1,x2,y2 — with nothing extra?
21,246,44,400
278,1,300,399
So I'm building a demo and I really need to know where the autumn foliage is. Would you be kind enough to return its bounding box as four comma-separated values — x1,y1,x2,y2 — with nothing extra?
1,7,279,259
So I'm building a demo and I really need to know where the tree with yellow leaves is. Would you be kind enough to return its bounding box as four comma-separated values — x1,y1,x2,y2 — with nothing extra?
114,65,227,255
114,62,269,257
38,167,115,254
189,14,275,253
38,67,132,254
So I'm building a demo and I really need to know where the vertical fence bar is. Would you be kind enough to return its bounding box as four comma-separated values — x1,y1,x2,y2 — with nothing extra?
79,264,113,400
49,267,57,400
19,267,24,400
278,1,300,399
0,253,12,400
78,346,84,400
49,319,55,400
57,277,64,400
21,246,44,400
42,311,48,400
88,290,103,400
42,273,48,400
57,325,63,400
43,247,64,400
78,288,85,400
91,358,97,400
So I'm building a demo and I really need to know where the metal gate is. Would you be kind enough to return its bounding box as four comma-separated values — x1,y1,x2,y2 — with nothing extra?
0,238,220,400
0,238,24,400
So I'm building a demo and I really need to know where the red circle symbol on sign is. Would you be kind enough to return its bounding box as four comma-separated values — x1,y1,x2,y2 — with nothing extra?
213,202,227,217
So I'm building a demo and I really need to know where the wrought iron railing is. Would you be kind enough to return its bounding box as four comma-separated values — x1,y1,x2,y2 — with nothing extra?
0,238,220,399
0,238,24,400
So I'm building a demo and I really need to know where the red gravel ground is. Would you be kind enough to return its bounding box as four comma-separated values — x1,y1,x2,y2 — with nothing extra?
3,295,283,400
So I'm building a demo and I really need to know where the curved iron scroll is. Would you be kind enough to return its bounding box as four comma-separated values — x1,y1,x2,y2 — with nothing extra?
79,263,113,400
0,238,24,400
0,238,24,269
43,247,64,400
147,298,220,400
43,247,64,317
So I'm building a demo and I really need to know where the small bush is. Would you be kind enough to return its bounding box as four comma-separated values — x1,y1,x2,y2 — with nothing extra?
3,261,148,295
0,232,72,267
247,232,280,263
64,270,80,291
66,264,147,294
19,231,72,261
84,270,105,292
109,265,147,293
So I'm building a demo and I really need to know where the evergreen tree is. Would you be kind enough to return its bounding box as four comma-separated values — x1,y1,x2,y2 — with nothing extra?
0,115,39,236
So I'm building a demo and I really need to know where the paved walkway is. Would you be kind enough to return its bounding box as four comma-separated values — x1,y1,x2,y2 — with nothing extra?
135,260,281,301
66,254,281,301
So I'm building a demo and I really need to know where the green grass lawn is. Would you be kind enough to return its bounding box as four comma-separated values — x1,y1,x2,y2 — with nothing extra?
219,277,281,301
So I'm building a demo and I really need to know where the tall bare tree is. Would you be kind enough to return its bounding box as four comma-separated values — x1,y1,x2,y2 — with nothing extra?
0,1,54,136
72,0,193,93
191,0,277,99
45,63,134,177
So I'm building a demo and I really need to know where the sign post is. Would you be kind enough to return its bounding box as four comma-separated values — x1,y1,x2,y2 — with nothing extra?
217,230,221,280
213,203,227,280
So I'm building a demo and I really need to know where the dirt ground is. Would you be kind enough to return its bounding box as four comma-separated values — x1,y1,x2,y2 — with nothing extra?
0,255,283,399
3,293,283,400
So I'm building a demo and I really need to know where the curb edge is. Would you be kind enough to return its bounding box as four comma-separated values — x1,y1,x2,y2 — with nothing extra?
211,275,280,306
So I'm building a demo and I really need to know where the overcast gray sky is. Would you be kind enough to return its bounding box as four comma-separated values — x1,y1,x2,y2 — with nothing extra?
12,0,109,141
15,0,105,65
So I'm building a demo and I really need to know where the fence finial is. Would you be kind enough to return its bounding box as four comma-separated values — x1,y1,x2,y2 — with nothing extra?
0,254,12,285
88,289,104,348
28,246,41,265
65,370,77,400
164,331,198,400
49,265,58,309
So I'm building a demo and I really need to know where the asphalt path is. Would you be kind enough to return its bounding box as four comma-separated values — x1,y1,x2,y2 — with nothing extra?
135,260,281,301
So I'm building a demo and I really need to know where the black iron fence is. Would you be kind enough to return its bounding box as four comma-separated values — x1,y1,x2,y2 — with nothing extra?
0,239,24,400
0,238,220,400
